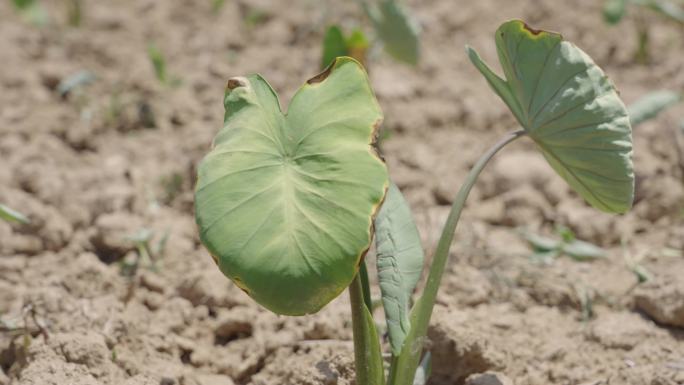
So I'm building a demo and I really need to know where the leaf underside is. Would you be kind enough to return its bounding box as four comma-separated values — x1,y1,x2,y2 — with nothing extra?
468,19,634,213
195,57,389,315
374,182,424,355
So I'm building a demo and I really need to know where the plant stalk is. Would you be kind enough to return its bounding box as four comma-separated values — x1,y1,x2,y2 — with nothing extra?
359,260,373,310
388,129,526,384
350,272,385,385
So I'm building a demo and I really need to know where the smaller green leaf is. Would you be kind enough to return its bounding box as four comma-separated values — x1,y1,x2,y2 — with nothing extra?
604,0,628,24
365,0,421,65
321,25,349,70
0,204,30,225
375,182,424,355
412,352,432,385
57,70,95,97
631,264,652,283
12,0,34,10
647,0,684,23
522,231,560,251
562,239,607,261
147,44,167,83
628,90,682,127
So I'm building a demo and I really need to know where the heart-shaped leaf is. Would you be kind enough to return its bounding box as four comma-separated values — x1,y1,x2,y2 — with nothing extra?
374,182,424,355
195,57,389,315
468,20,634,213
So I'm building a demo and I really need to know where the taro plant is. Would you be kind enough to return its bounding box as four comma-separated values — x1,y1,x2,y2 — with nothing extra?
603,0,684,62
194,20,634,385
322,0,420,68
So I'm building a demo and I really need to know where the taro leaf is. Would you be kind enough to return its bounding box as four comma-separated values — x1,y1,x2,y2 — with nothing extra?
467,20,634,213
0,204,29,225
195,57,389,316
374,182,424,355
346,29,370,67
628,90,682,126
365,0,420,65
604,0,628,24
321,26,370,70
322,25,349,69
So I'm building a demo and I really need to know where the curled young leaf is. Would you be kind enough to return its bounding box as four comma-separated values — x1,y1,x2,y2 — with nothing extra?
468,20,634,213
364,0,421,65
195,57,389,316
374,182,424,355
628,90,682,127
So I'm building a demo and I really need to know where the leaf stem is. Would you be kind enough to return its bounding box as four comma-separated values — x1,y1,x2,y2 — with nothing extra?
388,129,526,385
350,272,385,385
359,260,373,311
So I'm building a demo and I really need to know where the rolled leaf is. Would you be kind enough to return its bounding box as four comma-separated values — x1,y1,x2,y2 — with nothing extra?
563,239,607,260
195,57,389,315
374,182,424,355
365,0,420,65
628,90,681,126
468,20,634,213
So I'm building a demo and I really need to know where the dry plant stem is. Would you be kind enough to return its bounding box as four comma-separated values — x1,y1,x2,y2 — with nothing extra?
388,129,526,385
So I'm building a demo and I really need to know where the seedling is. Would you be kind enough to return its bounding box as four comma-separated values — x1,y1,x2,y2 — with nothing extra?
321,0,420,68
56,70,95,99
195,20,634,385
321,25,370,69
66,0,82,27
11,0,49,26
628,90,683,127
0,204,30,225
147,44,180,87
603,0,684,62
120,228,169,277
522,227,607,264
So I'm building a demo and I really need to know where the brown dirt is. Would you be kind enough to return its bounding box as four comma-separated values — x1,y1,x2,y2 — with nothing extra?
1,0,683,384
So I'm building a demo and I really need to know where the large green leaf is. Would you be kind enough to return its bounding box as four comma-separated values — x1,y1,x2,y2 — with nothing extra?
374,182,424,355
195,57,389,316
364,0,421,65
467,20,634,213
